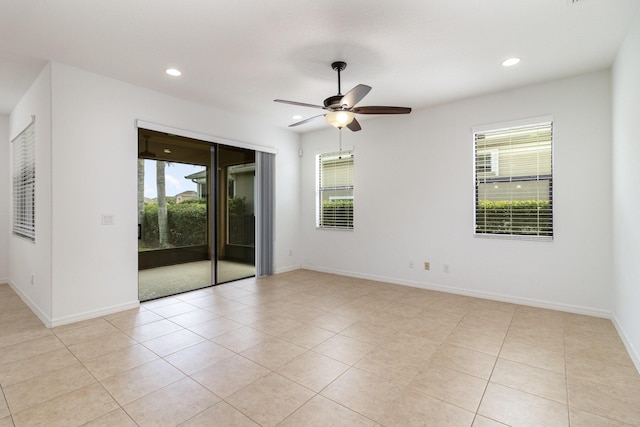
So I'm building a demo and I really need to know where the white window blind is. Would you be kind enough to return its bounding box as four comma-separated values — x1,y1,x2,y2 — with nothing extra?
474,120,553,239
317,150,354,229
12,118,36,241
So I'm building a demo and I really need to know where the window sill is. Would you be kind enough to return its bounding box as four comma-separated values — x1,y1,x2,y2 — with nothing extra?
316,226,354,231
473,233,553,242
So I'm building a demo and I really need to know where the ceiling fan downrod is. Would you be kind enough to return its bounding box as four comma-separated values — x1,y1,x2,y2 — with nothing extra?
324,61,348,108
331,61,347,96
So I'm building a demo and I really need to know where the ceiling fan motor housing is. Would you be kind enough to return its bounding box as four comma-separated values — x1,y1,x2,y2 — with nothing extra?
324,94,344,108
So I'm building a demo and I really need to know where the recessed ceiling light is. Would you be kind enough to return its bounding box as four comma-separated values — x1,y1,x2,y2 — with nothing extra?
163,148,172,154
165,68,182,77
292,115,302,120
502,57,521,67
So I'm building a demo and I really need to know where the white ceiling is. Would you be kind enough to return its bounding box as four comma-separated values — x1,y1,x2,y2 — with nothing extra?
1,0,638,132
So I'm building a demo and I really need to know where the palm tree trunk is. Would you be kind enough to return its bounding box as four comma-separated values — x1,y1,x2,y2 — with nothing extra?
156,160,168,247
137,159,145,226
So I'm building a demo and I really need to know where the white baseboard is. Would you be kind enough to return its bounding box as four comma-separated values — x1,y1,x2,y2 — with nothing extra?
611,315,640,374
49,300,141,328
301,265,612,319
274,264,302,275
8,279,139,328
8,280,53,327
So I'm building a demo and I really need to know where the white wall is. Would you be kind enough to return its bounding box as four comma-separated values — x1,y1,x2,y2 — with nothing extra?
273,136,302,273
612,8,640,370
301,70,613,316
0,115,9,283
8,63,53,321
10,62,300,326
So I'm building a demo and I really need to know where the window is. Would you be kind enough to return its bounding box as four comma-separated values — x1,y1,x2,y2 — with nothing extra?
474,119,553,239
316,150,354,229
12,118,36,241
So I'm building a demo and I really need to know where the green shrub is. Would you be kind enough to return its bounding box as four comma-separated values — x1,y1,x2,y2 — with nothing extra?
476,200,552,236
141,201,207,248
228,196,247,217
167,202,208,246
321,199,354,228
142,204,159,245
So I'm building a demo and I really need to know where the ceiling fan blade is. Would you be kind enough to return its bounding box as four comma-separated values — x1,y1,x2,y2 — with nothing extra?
347,118,362,132
289,114,325,127
340,84,372,108
274,99,326,110
352,106,412,114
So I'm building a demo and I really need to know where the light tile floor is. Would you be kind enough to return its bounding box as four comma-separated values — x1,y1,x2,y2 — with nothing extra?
1,270,639,426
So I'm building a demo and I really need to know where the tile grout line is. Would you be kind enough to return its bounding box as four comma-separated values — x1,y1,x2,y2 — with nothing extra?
469,303,519,426
144,305,314,427
369,303,474,425
61,326,140,427
4,328,137,426
563,318,572,427
0,383,17,427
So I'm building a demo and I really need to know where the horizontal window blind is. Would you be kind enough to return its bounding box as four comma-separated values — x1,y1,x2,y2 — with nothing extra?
317,151,354,229
12,118,36,241
474,121,553,238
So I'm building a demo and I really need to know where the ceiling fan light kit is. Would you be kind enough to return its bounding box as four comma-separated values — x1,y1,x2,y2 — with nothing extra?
274,61,411,131
325,110,355,128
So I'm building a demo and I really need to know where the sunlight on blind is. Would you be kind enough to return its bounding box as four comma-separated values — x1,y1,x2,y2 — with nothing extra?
475,121,553,239
317,151,354,229
12,118,36,241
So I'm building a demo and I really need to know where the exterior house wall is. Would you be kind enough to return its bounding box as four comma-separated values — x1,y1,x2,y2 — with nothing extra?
301,70,612,316
233,170,255,214
475,124,552,204
175,191,198,203
489,144,552,179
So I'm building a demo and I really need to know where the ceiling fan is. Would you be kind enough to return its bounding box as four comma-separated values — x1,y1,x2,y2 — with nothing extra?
274,61,411,132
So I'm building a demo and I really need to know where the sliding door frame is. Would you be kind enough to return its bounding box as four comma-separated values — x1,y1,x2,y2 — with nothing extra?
136,120,277,284
209,144,217,285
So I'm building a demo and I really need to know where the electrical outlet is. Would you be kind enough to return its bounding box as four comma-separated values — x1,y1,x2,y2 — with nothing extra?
443,264,450,273
408,261,414,269
424,262,430,270
101,214,115,225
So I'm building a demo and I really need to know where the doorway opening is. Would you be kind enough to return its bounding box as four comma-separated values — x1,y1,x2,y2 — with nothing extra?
137,130,255,301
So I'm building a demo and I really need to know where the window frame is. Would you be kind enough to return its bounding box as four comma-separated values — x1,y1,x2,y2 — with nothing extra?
12,116,36,242
473,116,554,241
316,150,354,230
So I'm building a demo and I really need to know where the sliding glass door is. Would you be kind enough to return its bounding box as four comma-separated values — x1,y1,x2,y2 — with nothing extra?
216,145,256,283
137,130,256,301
